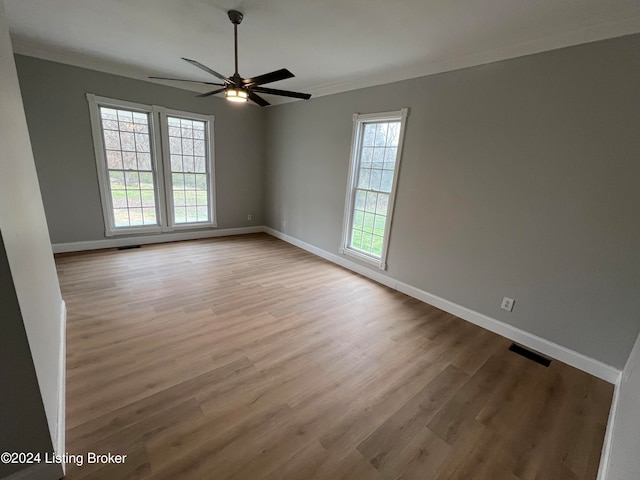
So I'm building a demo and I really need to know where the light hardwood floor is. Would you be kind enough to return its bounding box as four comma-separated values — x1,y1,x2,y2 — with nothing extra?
56,233,613,480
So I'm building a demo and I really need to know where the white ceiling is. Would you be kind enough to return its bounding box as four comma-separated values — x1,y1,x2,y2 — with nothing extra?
5,0,640,104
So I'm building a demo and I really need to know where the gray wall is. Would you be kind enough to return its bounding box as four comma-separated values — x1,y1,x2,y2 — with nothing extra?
0,234,60,479
1,3,63,477
15,55,266,244
265,34,640,369
606,331,640,479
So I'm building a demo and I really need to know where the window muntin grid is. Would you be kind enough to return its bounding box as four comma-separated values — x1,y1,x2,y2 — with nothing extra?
99,107,158,228
167,116,210,224
349,121,401,258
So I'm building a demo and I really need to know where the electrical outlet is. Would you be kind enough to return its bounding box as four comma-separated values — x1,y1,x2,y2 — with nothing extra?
247,214,252,221
501,297,515,312
283,220,287,228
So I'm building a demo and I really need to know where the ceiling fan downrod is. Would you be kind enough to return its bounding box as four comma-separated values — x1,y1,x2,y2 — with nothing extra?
228,10,244,78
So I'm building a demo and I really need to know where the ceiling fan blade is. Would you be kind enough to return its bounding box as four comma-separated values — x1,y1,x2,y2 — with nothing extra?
197,88,227,98
182,58,232,84
243,68,294,86
252,86,311,100
248,91,270,107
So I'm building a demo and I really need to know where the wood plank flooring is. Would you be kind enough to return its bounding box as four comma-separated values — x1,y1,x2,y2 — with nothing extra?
56,233,613,480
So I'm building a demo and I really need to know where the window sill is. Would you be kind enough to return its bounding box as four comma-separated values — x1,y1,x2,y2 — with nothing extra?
169,221,217,230
106,225,163,237
339,246,387,271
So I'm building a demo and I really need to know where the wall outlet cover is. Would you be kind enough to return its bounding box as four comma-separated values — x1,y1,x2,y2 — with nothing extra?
501,297,515,312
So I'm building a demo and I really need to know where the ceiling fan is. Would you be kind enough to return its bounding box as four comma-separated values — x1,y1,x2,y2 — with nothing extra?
149,10,311,107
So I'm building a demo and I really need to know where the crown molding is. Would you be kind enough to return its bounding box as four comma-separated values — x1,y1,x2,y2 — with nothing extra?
303,16,640,100
11,15,640,105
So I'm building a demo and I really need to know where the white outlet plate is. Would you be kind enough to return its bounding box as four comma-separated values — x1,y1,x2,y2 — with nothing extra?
501,297,515,312
247,214,251,221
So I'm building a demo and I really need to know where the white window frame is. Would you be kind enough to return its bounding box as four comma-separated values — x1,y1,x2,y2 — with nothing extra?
87,94,217,236
339,108,409,270
157,107,217,230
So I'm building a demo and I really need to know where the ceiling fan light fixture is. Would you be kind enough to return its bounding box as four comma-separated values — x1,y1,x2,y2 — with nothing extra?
225,88,248,103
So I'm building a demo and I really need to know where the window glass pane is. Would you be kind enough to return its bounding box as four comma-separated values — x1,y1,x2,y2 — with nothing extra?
370,169,382,191
195,174,207,191
194,156,206,173
387,122,400,146
167,116,211,225
173,190,186,207
99,106,158,229
184,174,196,189
137,153,152,171
172,173,185,189
117,110,133,122
174,207,186,223
169,137,182,154
363,213,375,233
363,124,376,146
351,229,363,249
109,171,125,190
194,140,205,156
142,209,156,225
183,156,195,173
361,231,373,251
113,209,129,227
128,208,143,226
345,116,404,260
171,155,183,172
376,193,389,216
361,147,373,167
95,105,213,232
365,192,378,213
135,133,150,152
127,190,141,208
380,170,394,193
141,190,155,207
354,190,366,210
372,148,385,168
186,206,198,223
101,108,118,120
120,132,135,151
371,235,384,256
132,112,148,125
185,190,197,206
103,130,120,150
125,172,140,188
374,123,388,147
106,150,123,170
196,191,208,205
374,215,387,236
358,169,371,189
196,206,208,221
139,172,154,187
123,152,137,170
353,210,364,227
112,190,127,208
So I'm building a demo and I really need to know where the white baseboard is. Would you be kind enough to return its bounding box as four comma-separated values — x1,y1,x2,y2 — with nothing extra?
2,462,63,480
52,226,263,253
596,331,640,480
263,227,620,384
55,300,66,475
597,373,622,480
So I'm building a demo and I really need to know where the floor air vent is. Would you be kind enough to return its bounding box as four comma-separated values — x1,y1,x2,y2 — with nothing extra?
117,245,141,250
508,343,551,367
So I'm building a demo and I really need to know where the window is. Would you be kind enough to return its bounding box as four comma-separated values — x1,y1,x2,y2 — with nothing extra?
340,109,408,270
87,95,215,236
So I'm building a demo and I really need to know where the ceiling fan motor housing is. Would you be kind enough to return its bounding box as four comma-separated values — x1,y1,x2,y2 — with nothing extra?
228,10,244,25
